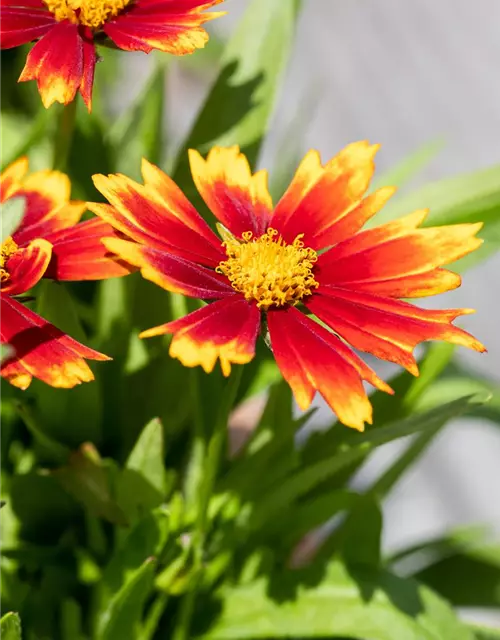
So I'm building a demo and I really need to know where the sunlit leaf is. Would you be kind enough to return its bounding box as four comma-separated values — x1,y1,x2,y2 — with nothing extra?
203,559,474,639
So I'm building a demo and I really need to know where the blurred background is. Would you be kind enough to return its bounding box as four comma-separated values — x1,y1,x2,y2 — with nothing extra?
2,0,500,622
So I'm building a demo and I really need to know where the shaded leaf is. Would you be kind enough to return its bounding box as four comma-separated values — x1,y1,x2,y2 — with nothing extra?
96,558,156,640
250,395,486,529
53,443,128,525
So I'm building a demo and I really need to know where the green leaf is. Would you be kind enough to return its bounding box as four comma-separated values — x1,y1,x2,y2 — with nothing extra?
203,560,474,639
339,495,383,569
249,395,485,528
173,0,300,206
53,443,128,525
1,197,25,242
415,543,500,608
470,624,500,640
0,612,22,640
109,60,167,177
34,281,103,447
117,418,173,522
67,103,114,199
372,139,444,191
125,418,167,495
96,558,156,640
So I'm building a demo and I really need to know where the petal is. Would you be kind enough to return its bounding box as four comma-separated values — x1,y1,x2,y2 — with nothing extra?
0,296,109,390
318,212,483,296
188,146,272,238
140,158,222,242
2,238,52,296
140,296,260,376
0,6,54,49
308,287,485,376
18,22,95,109
0,157,28,203
104,0,225,55
103,237,233,298
267,306,391,431
43,218,133,280
271,142,380,249
90,173,225,267
79,32,96,112
11,168,86,246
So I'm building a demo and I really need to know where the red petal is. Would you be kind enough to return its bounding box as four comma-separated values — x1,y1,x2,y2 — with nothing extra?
18,22,95,110
10,168,85,246
43,218,133,281
79,32,96,112
271,142,380,249
103,237,233,298
308,287,485,376
1,296,109,390
104,0,225,54
140,296,260,376
318,212,483,297
268,306,390,431
90,173,225,267
0,7,54,49
188,146,272,238
1,238,52,296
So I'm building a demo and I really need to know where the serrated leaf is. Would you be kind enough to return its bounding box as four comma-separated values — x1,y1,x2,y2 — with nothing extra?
203,560,474,639
96,558,156,640
173,0,300,208
0,612,22,640
1,197,25,242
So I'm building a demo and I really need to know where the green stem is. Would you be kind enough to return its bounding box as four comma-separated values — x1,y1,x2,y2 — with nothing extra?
52,100,77,171
173,366,243,640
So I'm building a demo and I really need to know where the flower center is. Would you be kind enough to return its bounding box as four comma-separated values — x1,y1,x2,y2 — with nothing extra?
217,228,319,310
44,0,131,28
0,237,19,283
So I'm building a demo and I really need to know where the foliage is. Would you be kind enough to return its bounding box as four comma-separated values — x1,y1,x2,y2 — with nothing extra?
1,0,500,638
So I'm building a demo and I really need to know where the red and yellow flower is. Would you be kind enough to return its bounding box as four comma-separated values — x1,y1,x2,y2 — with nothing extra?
88,143,485,430
0,0,225,110
1,157,128,389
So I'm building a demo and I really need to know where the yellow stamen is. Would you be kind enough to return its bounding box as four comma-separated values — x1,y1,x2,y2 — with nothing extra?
217,228,319,310
43,0,131,28
1,237,19,283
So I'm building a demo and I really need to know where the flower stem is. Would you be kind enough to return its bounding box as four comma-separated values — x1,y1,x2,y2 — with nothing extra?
52,100,77,172
173,366,243,640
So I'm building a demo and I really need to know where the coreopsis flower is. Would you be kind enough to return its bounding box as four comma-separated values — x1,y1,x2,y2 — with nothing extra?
89,144,485,430
1,157,128,389
1,0,225,111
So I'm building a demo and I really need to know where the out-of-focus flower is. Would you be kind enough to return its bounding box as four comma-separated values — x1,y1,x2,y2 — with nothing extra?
0,157,127,389
89,144,485,430
0,0,225,110
1,157,130,280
